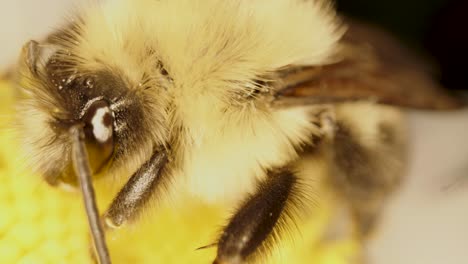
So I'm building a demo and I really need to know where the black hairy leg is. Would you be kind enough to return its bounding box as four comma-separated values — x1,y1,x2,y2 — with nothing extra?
214,169,301,264
103,150,168,228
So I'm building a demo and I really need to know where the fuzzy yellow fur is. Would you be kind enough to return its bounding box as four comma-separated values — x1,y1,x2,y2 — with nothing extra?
17,0,344,203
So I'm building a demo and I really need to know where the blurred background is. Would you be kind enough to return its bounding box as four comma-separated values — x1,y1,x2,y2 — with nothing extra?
336,0,468,92
334,1,468,263
0,0,467,263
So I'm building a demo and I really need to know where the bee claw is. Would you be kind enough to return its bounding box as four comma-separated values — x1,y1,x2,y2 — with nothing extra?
195,242,217,251
102,215,122,230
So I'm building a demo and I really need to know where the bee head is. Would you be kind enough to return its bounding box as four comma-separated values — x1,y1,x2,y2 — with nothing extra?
15,39,168,187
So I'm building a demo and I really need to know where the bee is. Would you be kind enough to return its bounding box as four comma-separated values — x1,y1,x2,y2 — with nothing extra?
12,0,463,263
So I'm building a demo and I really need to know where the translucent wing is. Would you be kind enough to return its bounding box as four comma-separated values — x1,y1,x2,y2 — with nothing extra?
271,19,464,110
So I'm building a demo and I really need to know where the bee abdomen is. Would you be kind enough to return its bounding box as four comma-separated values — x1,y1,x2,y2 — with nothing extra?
328,105,406,236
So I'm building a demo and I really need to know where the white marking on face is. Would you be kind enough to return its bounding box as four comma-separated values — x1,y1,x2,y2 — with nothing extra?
91,106,112,143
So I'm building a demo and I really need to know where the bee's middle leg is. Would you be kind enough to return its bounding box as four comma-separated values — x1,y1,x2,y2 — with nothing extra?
213,168,301,264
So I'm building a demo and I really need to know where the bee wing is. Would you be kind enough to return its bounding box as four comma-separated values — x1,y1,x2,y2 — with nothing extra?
271,20,464,110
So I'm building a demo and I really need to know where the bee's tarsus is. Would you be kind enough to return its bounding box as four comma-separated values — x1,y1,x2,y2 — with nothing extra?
104,150,169,228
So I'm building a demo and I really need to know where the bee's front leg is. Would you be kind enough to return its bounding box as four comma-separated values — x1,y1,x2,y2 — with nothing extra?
103,150,168,228
214,168,299,264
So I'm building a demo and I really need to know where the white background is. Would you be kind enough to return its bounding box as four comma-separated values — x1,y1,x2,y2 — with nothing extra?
1,1,467,263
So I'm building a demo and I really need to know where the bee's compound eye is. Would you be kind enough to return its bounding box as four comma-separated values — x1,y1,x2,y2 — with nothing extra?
81,99,115,174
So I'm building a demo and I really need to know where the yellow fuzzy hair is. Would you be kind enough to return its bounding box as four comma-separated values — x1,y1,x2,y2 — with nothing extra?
14,0,345,205
26,0,344,203
1,77,360,263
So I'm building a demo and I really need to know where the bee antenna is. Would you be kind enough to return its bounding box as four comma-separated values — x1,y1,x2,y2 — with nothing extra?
70,125,112,264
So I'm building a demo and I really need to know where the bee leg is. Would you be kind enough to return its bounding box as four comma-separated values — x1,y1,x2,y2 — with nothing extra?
214,168,298,264
103,150,168,228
